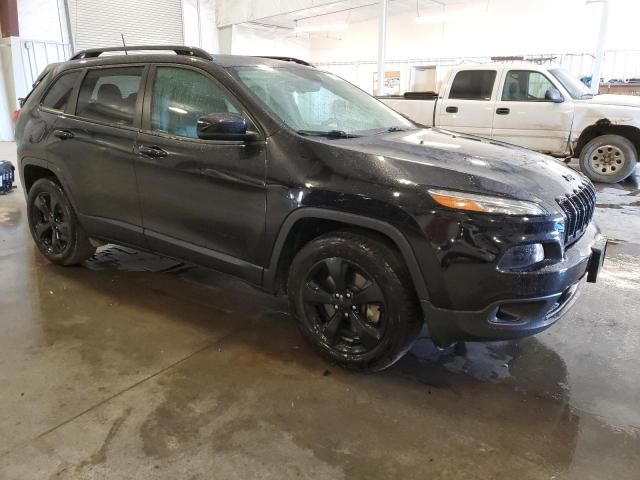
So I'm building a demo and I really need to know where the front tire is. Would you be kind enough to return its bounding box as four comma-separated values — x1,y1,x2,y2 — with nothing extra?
27,178,95,265
579,134,637,183
287,231,422,372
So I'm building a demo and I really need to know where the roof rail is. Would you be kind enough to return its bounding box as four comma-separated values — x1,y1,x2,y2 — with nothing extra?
255,56,314,67
70,45,213,61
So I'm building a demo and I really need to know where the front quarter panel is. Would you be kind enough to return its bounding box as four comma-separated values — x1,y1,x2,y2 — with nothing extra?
262,129,437,294
571,101,640,144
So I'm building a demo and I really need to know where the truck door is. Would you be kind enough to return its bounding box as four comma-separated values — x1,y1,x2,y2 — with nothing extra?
436,69,497,137
491,69,574,155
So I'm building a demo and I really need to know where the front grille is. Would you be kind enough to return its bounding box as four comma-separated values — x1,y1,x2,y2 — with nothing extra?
557,182,596,246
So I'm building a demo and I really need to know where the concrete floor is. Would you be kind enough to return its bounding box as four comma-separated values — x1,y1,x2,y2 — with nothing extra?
1,140,639,479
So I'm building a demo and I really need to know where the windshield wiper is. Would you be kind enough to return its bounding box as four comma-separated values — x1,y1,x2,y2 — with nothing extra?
581,93,595,99
296,129,360,139
387,126,406,132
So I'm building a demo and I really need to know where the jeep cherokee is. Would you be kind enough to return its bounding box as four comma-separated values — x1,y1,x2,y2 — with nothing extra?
15,46,606,371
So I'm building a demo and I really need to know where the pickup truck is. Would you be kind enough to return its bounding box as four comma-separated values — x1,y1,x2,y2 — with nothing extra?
379,63,640,183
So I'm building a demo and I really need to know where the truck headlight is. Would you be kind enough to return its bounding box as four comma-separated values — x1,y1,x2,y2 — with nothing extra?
428,189,546,215
498,244,545,270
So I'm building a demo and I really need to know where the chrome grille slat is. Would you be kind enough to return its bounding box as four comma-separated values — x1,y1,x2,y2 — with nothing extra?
572,194,585,232
576,189,588,229
556,182,596,246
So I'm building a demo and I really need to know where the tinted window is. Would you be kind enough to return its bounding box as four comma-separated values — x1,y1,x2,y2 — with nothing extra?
151,67,238,139
76,67,143,126
41,71,80,111
449,70,496,100
502,70,554,101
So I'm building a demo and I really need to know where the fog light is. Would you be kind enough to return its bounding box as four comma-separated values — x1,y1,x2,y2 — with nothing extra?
498,244,544,270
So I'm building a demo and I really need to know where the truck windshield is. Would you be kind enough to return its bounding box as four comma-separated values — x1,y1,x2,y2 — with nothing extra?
233,66,414,136
549,68,593,99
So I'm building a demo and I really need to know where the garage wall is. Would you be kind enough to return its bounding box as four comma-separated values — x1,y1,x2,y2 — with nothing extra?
232,24,309,58
183,0,218,53
308,0,605,63
68,0,184,51
307,0,640,64
16,0,67,43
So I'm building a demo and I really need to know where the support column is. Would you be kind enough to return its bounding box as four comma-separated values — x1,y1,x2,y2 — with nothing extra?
0,47,13,141
588,0,608,95
0,0,19,140
376,0,388,96
0,0,19,38
218,25,235,54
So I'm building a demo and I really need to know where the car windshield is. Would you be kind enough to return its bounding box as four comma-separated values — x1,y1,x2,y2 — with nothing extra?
233,66,414,136
549,68,593,99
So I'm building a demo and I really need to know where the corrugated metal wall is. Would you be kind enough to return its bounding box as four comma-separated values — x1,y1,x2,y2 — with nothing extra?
69,0,184,51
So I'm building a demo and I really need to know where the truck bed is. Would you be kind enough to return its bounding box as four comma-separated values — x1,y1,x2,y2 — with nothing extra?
377,96,436,127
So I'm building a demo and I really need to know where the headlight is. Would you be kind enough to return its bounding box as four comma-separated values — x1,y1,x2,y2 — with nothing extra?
428,189,546,215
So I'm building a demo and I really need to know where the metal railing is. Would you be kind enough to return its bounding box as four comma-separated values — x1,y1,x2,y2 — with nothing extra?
314,50,640,94
20,39,72,90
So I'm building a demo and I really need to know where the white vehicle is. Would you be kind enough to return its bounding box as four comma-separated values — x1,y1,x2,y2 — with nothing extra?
379,64,640,183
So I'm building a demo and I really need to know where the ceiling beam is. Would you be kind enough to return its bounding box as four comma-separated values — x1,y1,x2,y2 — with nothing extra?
217,0,345,28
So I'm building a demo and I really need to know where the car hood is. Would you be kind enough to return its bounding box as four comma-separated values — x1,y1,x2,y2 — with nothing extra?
582,94,640,108
329,128,586,213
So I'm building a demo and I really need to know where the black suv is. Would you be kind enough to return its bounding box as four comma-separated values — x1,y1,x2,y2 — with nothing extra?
15,46,606,371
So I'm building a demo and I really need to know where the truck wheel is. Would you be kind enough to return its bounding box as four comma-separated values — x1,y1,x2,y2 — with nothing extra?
579,134,637,183
287,231,422,372
27,178,95,265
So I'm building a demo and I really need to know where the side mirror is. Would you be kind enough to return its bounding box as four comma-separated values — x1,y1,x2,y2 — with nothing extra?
196,113,257,141
545,88,564,103
18,98,25,108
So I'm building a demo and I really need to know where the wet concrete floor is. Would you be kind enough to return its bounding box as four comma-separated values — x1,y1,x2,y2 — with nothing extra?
1,142,639,479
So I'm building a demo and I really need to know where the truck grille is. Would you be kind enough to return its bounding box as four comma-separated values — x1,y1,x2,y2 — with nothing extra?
557,182,596,246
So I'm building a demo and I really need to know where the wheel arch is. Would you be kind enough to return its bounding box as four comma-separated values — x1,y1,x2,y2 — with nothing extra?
21,158,81,211
263,208,430,301
574,120,640,159
23,163,58,193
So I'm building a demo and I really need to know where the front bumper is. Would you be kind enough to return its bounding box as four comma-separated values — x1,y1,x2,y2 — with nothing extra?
421,224,606,345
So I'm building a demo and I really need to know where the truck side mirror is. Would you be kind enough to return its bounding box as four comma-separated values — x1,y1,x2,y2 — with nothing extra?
545,88,564,103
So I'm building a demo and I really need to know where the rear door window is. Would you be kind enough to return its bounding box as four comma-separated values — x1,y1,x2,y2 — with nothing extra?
448,70,497,100
41,71,81,112
76,67,144,126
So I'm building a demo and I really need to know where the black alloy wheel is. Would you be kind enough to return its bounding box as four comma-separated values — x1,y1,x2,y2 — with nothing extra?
303,256,386,355
27,178,95,265
288,231,422,371
31,190,71,255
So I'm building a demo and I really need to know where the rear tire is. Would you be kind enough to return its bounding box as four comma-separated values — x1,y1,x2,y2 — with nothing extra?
579,134,637,183
27,178,95,265
287,231,422,372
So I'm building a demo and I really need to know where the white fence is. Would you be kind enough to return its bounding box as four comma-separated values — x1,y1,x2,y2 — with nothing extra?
315,50,640,95
19,39,72,93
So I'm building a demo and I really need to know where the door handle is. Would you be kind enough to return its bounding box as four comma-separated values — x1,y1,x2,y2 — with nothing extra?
138,145,168,158
53,129,74,139
445,106,458,113
496,108,510,115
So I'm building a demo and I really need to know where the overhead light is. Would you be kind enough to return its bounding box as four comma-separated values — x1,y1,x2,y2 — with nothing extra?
294,23,349,33
415,7,484,24
168,106,188,115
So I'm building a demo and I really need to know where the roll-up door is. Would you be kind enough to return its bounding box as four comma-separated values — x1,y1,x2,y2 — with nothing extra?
69,0,184,51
